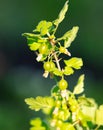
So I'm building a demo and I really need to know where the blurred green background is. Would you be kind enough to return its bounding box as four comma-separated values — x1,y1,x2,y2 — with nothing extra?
0,0,103,130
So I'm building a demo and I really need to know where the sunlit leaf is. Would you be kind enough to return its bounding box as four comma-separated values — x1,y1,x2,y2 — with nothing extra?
57,26,79,48
22,34,48,52
63,66,74,75
30,118,46,130
78,96,98,123
64,57,83,69
30,126,46,130
61,123,75,130
53,1,69,26
25,96,54,112
78,96,98,107
33,20,53,35
30,118,42,126
53,68,63,76
23,35,40,45
80,105,97,123
22,33,40,38
64,26,79,48
73,74,85,95
29,43,41,51
96,105,103,126
76,110,88,127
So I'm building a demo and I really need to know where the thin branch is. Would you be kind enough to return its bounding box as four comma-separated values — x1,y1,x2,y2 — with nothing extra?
95,125,100,130
50,38,61,71
73,120,80,126
54,52,61,71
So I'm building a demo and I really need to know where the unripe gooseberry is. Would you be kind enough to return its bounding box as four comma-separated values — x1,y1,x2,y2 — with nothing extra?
58,79,68,90
50,61,55,70
43,61,55,72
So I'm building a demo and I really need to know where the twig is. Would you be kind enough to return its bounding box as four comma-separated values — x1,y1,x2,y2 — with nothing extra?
54,53,61,71
95,125,100,130
49,38,61,71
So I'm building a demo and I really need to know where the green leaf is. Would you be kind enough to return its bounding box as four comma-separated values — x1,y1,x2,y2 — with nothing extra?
30,126,46,130
64,26,79,48
26,38,36,44
30,118,46,130
33,20,53,35
53,1,69,26
25,96,54,112
73,74,85,95
24,36,40,45
22,33,40,38
22,33,42,46
63,66,74,75
78,96,98,123
61,123,75,130
80,105,97,123
29,42,41,51
30,118,42,126
57,26,79,48
96,105,103,126
53,68,63,76
64,57,83,69
78,96,98,107
76,110,88,127
22,33,46,45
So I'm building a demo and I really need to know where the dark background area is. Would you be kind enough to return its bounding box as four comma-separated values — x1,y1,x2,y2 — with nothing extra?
0,0,103,130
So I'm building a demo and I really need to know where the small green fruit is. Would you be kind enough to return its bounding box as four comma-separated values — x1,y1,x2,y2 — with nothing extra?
43,61,55,71
58,79,68,90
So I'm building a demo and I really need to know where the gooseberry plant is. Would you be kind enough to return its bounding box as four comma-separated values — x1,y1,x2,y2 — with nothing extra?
22,1,103,130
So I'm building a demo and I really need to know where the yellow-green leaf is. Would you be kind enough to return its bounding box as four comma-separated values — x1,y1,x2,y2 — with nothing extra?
73,74,85,95
30,126,46,130
96,105,103,125
53,68,63,76
80,105,97,123
61,123,75,130
53,1,69,26
78,96,98,107
57,26,79,48
64,57,83,69
25,96,54,112
33,20,53,35
30,118,46,130
64,26,79,48
63,66,74,75
29,43,41,51
22,33,40,38
30,118,42,126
